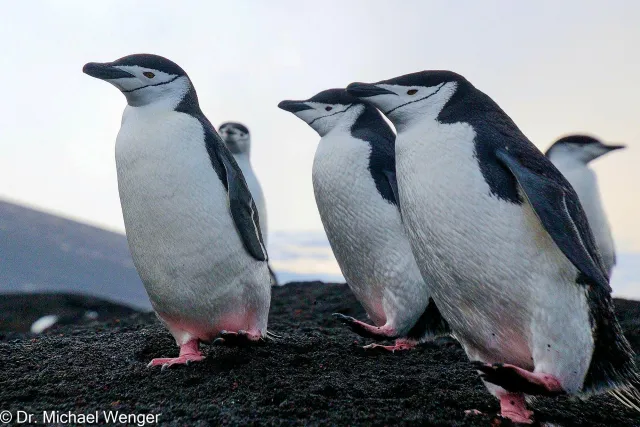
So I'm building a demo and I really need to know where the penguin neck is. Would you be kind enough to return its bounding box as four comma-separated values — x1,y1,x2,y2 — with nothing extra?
173,82,204,116
233,151,252,170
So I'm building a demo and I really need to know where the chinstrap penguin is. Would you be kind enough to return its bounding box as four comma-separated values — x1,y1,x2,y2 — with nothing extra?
347,72,639,423
219,122,279,285
83,54,274,369
278,89,448,351
546,135,625,279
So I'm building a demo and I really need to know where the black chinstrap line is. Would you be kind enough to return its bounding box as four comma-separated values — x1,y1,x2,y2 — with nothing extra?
308,104,355,125
122,75,181,93
385,83,445,115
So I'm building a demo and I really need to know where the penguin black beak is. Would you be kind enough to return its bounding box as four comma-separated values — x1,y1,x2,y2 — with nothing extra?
602,143,626,152
346,82,396,98
277,100,314,113
83,62,135,80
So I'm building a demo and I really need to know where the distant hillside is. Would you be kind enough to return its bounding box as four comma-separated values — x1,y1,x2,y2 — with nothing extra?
0,200,150,310
1,199,635,311
0,201,343,311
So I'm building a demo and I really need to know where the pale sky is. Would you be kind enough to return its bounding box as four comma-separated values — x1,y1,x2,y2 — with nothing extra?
1,0,639,251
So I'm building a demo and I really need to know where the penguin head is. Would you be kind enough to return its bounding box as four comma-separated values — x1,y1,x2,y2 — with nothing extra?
347,71,464,131
546,135,626,164
83,54,191,108
278,89,363,137
219,122,251,155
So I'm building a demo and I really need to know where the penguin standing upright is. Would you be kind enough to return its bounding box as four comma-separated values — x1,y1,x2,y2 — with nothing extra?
347,71,639,423
83,54,272,368
278,89,447,351
219,122,278,285
546,135,625,278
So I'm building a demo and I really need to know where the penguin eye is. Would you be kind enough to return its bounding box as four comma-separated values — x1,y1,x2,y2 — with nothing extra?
325,106,333,111
143,72,155,79
407,89,418,95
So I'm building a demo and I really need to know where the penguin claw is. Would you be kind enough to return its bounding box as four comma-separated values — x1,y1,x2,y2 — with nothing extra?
147,340,204,369
362,340,416,352
146,354,205,369
331,313,397,340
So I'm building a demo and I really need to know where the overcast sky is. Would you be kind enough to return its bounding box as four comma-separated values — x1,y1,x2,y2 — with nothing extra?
1,0,639,251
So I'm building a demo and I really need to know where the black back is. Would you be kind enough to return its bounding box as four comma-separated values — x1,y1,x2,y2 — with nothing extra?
350,104,398,206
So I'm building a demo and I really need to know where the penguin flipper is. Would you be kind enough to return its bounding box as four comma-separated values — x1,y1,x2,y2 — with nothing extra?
196,114,268,262
384,170,401,207
495,148,609,290
216,149,268,262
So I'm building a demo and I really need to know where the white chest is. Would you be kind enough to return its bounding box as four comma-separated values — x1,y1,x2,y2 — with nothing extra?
312,131,422,320
115,108,243,282
396,120,571,319
312,131,399,244
313,131,374,207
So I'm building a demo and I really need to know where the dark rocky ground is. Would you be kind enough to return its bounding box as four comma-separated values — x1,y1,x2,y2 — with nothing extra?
1,282,639,426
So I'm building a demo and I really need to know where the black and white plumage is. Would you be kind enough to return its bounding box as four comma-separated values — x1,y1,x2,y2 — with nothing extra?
278,89,448,351
83,54,272,368
347,71,638,422
219,122,279,285
546,135,625,278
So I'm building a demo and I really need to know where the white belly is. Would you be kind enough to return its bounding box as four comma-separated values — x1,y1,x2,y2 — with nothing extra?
313,130,429,332
396,121,592,391
115,108,269,340
551,163,615,276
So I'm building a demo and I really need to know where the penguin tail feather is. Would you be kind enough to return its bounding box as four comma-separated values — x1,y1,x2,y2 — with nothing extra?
268,265,279,286
265,330,282,342
609,382,640,413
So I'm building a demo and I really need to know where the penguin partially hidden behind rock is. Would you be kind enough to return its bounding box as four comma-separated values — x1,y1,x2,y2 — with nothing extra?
83,54,274,369
278,89,448,351
347,72,639,423
218,122,279,285
546,135,625,279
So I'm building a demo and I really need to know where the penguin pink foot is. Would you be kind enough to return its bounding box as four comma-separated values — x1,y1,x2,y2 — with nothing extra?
212,329,263,346
332,313,396,339
147,339,203,370
498,392,534,424
472,361,565,396
363,338,417,352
